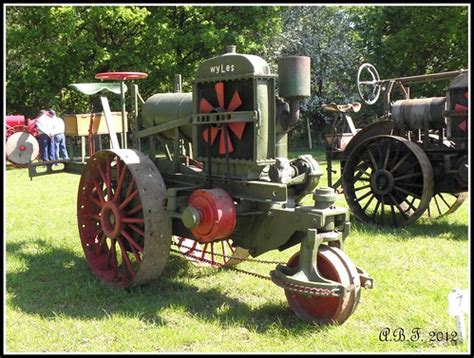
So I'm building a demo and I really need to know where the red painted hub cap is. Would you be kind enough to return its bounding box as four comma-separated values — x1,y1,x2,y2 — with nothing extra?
188,188,236,243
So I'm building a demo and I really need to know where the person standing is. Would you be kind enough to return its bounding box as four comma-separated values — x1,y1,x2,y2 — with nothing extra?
35,110,55,161
50,109,69,161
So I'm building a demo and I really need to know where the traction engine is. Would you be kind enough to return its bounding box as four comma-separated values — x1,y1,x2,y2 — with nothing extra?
30,46,373,324
325,63,469,227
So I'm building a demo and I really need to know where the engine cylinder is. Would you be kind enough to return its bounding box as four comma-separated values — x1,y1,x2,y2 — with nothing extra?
392,97,446,130
141,92,193,140
277,56,311,98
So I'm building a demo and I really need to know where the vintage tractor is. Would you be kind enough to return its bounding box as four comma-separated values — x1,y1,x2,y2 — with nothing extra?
29,46,373,324
6,114,39,166
325,63,469,227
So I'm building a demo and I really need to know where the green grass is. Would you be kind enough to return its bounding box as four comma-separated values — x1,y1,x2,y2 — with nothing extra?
5,150,470,353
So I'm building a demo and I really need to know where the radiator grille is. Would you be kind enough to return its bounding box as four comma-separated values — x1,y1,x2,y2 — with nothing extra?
196,79,254,160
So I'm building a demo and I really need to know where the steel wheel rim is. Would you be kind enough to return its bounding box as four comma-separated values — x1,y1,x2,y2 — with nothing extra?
284,245,361,324
426,192,468,219
343,135,433,227
78,149,171,288
172,236,249,267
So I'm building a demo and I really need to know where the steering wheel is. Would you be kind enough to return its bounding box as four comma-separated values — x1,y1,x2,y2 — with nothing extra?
357,63,382,105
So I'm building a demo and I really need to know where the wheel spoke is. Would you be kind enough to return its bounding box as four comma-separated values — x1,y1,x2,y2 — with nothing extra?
390,152,410,173
383,140,391,169
366,146,379,170
390,204,398,226
119,189,139,210
362,194,375,212
121,229,144,254
114,159,128,201
127,204,143,216
129,223,145,238
90,195,102,209
92,179,106,206
117,238,136,279
357,190,372,202
437,193,451,209
393,172,422,181
108,240,118,270
122,216,145,224
354,184,371,192
390,193,409,219
106,159,112,200
393,185,421,199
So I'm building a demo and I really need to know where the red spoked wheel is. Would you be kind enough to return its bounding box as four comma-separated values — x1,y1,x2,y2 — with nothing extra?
78,149,171,288
172,236,249,267
285,245,361,324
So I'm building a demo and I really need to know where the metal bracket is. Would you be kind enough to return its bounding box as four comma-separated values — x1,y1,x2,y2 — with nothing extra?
270,229,348,297
100,96,121,150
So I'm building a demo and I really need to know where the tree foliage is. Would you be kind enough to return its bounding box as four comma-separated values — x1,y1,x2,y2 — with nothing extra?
349,5,469,101
6,5,281,118
267,6,362,143
5,4,468,142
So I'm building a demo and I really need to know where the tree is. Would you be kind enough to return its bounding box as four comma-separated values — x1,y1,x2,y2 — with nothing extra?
267,6,362,145
349,5,468,100
6,5,281,118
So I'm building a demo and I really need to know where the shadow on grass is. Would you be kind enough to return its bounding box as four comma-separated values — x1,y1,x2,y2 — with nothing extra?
6,240,325,335
350,217,468,241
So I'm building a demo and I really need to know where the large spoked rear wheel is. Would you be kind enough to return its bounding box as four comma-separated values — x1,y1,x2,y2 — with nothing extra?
342,135,433,227
285,245,361,325
78,149,171,288
172,236,249,267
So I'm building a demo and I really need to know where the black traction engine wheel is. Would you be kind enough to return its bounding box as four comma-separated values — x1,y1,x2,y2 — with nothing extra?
77,149,171,288
342,135,434,227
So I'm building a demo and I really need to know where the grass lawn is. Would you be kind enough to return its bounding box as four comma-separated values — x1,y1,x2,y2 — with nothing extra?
4,148,470,353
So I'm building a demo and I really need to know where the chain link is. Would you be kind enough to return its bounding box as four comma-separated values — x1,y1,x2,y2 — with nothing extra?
171,240,285,265
170,242,341,298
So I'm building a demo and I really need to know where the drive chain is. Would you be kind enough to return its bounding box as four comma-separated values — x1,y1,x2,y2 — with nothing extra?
170,242,340,297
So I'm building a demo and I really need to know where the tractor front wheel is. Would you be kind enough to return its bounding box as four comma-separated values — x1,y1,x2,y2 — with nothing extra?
284,245,361,325
77,149,171,288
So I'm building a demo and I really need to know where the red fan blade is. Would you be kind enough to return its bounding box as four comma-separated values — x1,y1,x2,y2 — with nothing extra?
199,98,214,113
227,91,242,112
202,126,220,144
454,103,468,112
458,119,467,132
219,128,234,154
228,122,246,140
215,82,225,109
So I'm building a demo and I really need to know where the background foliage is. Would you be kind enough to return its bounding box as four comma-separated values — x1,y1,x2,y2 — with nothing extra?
5,5,469,143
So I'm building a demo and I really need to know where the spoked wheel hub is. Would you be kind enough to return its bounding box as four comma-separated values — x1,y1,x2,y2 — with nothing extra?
99,201,124,239
78,149,171,288
370,169,395,196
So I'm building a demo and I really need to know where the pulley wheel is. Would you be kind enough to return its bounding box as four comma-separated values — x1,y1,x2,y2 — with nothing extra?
172,236,249,267
426,192,468,219
77,149,171,288
6,131,39,166
342,135,433,227
285,245,361,324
